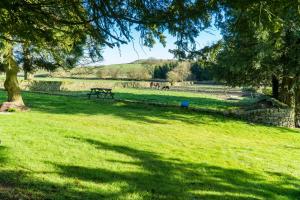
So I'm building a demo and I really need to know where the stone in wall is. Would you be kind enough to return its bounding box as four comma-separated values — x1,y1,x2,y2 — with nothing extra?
242,108,295,128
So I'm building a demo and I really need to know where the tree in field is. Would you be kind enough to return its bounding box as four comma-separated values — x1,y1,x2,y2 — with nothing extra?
211,1,300,126
0,0,216,109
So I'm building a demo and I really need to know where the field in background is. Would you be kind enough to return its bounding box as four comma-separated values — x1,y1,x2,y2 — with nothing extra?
0,73,257,112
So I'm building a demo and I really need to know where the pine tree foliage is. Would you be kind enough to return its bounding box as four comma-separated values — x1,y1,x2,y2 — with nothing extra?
0,0,217,107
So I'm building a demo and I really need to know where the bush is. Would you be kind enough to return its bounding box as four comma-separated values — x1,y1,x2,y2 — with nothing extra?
126,68,151,80
96,68,110,79
7,108,17,112
29,81,64,91
242,87,257,93
49,69,71,77
110,67,121,79
261,87,272,96
167,62,192,82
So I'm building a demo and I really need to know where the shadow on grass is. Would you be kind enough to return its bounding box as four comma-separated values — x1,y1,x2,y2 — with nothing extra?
28,89,251,110
114,91,244,110
20,91,235,126
0,91,295,133
0,146,7,164
0,139,299,199
0,145,115,199
24,91,299,134
0,170,108,199
51,138,299,199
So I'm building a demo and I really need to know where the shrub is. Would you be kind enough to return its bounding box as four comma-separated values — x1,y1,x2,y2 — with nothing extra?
261,87,272,96
7,108,17,112
167,62,192,82
50,69,71,77
29,81,64,91
96,68,110,79
126,68,151,80
242,87,257,93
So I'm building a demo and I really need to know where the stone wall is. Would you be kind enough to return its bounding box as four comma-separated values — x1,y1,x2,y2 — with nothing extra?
241,108,295,128
0,80,194,92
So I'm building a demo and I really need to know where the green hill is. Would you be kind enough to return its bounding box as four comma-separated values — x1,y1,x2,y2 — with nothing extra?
37,59,176,79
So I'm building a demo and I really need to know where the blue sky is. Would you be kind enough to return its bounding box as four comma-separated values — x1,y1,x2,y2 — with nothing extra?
98,28,222,65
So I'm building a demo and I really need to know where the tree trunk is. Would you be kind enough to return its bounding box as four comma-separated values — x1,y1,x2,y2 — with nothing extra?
295,84,300,128
23,44,34,81
279,77,295,108
24,70,28,80
24,70,34,80
2,40,25,107
272,75,279,100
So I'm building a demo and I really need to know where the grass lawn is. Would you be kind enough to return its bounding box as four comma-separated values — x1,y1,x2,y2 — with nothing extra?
114,88,255,111
27,87,255,111
0,91,299,199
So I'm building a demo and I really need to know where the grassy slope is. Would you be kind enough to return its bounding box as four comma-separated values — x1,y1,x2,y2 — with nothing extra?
0,92,299,199
101,63,145,71
32,59,174,79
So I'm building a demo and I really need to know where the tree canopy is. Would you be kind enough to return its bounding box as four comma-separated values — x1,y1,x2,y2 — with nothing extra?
210,0,300,126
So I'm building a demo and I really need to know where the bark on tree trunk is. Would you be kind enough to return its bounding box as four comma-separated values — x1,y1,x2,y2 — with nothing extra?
23,44,34,81
279,77,295,108
295,85,300,128
2,40,25,107
272,75,279,100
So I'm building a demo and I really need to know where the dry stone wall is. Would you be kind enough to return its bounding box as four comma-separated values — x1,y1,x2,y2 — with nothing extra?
241,108,295,128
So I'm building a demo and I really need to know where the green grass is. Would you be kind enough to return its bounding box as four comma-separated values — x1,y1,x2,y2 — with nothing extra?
39,87,255,111
113,88,254,111
0,91,299,199
101,63,146,71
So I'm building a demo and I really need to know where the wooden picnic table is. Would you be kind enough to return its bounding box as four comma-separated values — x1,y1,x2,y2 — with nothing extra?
87,88,114,99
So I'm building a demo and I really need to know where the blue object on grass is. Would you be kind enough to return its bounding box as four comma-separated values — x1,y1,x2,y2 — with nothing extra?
181,100,189,108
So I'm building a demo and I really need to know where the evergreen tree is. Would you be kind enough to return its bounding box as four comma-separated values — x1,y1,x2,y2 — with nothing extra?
213,0,300,126
0,0,216,108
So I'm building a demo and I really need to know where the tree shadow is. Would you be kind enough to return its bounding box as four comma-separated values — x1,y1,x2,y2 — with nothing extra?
0,169,115,200
0,138,299,199
50,138,300,199
20,91,239,126
114,91,243,110
0,146,8,164
4,91,297,133
0,146,119,199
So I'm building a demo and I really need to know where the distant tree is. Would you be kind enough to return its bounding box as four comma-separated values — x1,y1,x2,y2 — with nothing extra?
190,63,213,81
167,62,192,82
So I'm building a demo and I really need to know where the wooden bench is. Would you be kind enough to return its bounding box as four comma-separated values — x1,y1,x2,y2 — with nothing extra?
87,88,114,99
